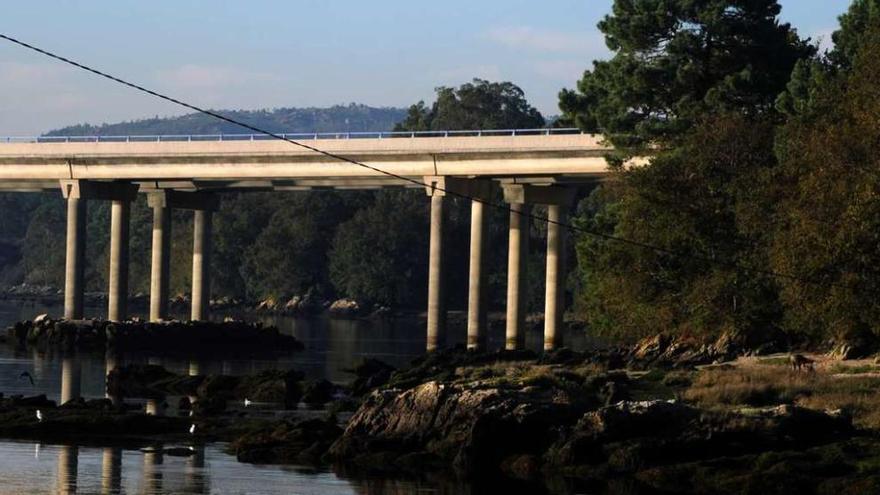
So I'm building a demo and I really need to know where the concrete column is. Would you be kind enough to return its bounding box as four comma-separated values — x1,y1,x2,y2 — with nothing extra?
57,445,79,495
101,447,122,495
466,200,488,350
149,205,172,322
191,210,212,321
63,197,87,320
426,195,446,352
505,203,531,350
60,357,81,405
107,200,131,322
544,205,567,351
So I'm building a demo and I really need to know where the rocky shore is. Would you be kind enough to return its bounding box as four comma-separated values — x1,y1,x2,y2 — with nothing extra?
5,317,303,356
3,333,880,493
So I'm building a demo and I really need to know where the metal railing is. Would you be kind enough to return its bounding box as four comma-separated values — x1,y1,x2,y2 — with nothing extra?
0,128,584,144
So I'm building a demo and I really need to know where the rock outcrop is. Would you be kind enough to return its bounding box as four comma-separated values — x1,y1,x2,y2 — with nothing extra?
327,380,580,476
629,329,788,369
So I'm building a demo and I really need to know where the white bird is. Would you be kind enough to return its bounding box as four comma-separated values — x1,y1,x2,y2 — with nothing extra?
189,423,196,435
35,410,42,422
243,398,251,407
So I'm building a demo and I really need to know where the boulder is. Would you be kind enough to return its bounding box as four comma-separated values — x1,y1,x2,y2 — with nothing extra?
348,358,395,396
328,298,362,316
236,369,304,408
106,365,177,399
231,417,343,465
327,380,576,476
829,330,877,360
302,379,337,408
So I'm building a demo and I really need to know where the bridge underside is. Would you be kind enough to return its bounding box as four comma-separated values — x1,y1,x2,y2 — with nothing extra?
0,133,617,353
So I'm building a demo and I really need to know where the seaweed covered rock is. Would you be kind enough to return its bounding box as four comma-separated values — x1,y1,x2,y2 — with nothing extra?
106,365,304,410
0,394,190,443
236,370,304,408
544,400,854,474
6,318,303,356
348,358,396,396
302,379,338,408
231,417,343,465
106,365,177,399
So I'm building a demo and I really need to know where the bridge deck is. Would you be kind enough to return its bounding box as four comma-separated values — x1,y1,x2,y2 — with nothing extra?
0,131,613,191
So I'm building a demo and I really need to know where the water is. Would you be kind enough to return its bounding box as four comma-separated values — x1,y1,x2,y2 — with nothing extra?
0,300,588,494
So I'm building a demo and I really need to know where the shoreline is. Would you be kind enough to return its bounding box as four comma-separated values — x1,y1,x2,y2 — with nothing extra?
1,344,880,493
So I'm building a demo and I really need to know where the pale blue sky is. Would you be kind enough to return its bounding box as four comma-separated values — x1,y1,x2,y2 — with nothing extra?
0,1,853,134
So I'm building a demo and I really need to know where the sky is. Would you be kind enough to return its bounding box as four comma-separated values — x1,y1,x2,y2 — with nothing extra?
0,0,855,135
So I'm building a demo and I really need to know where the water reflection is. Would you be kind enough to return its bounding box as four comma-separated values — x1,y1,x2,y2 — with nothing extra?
184,445,208,493
141,447,163,494
56,445,78,495
0,300,600,494
101,447,122,495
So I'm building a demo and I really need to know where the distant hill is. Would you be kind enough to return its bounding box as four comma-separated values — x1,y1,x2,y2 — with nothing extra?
45,103,408,136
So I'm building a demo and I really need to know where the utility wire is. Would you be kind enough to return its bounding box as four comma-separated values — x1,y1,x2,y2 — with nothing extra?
0,33,868,294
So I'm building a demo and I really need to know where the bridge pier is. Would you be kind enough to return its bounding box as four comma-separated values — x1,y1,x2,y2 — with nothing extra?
466,200,488,350
504,202,531,350
145,190,218,322
61,180,139,321
61,356,81,405
148,195,172,321
503,185,576,351
107,199,132,321
191,209,213,321
544,205,567,350
426,194,446,352
63,196,87,320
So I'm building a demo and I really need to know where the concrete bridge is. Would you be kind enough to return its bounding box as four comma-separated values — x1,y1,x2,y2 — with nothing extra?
0,129,615,352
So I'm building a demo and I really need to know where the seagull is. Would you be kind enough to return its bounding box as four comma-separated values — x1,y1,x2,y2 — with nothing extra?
243,398,251,407
19,371,34,387
35,410,42,422
189,423,196,435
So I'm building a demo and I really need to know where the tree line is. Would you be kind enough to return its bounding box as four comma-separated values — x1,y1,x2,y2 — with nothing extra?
561,0,880,345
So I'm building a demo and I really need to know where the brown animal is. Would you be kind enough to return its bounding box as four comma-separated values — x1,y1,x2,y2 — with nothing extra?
790,354,815,372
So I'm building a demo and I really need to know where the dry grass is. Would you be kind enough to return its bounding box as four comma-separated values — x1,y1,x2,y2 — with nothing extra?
453,362,603,389
684,364,880,429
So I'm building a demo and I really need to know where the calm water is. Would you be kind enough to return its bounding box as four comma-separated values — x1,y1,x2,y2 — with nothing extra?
0,300,588,494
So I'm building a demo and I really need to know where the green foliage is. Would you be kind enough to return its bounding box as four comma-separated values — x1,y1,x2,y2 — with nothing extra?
241,192,367,299
560,0,813,148
21,198,66,286
830,0,880,70
329,190,429,306
574,114,783,340
770,24,880,340
395,79,545,131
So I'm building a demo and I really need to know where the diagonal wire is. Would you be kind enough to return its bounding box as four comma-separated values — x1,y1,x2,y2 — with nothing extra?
0,32,869,294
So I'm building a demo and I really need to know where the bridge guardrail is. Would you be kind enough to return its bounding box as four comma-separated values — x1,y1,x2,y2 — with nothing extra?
1,128,585,144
